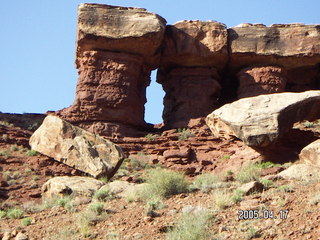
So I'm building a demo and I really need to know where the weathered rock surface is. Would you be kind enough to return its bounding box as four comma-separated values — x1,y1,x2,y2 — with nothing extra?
237,66,287,98
29,115,124,178
76,3,166,67
278,164,320,181
299,139,320,166
229,23,320,70
41,176,105,198
206,91,320,147
239,181,264,195
161,20,228,69
56,4,167,137
99,181,147,198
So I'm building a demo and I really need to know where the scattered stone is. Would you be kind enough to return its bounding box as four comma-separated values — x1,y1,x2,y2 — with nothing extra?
29,115,124,178
278,164,320,181
239,181,264,195
15,232,29,240
2,232,11,240
41,176,105,199
299,139,320,166
206,91,320,147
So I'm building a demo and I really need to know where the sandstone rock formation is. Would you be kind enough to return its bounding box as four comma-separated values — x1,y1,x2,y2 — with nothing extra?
299,139,320,166
41,176,105,199
56,4,166,137
277,164,320,181
206,91,320,147
157,20,227,128
29,115,124,178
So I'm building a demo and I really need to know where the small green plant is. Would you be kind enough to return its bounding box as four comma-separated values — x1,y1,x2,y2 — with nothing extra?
56,197,71,208
255,161,281,169
28,122,41,131
221,154,230,161
231,189,245,204
278,185,293,193
141,168,189,200
0,210,7,219
246,227,261,239
145,196,164,216
7,208,24,219
304,121,314,128
177,128,193,141
236,163,261,183
11,144,19,151
105,231,120,240
27,149,38,156
0,150,11,159
213,189,233,209
130,157,148,171
145,133,157,141
89,202,104,215
191,173,222,193
260,179,274,188
21,217,32,226
93,189,112,202
166,211,212,240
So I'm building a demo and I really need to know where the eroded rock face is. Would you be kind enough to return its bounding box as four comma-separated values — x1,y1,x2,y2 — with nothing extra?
206,91,320,147
158,21,227,128
29,116,124,178
56,4,166,137
299,139,320,166
237,66,288,98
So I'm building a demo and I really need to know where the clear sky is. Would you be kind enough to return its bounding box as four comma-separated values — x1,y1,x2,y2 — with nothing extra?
1,0,320,124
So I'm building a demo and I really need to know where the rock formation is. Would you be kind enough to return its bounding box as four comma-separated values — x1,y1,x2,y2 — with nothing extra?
55,3,320,137
29,115,124,178
56,4,166,137
157,20,228,128
299,139,320,166
206,91,320,147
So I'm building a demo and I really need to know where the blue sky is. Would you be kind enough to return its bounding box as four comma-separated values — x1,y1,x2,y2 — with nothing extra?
1,0,320,124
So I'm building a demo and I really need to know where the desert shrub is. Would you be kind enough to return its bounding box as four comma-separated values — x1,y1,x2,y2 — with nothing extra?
166,211,212,240
21,217,32,226
255,161,281,169
7,208,24,219
0,150,11,159
141,168,189,200
177,128,193,141
260,179,274,188
93,189,112,202
231,189,245,204
236,163,261,183
27,149,38,156
105,231,120,240
0,210,7,219
145,133,157,141
213,189,233,209
11,144,19,151
89,202,104,215
278,185,293,193
191,173,223,193
56,196,73,211
145,196,164,216
221,154,230,161
2,134,8,142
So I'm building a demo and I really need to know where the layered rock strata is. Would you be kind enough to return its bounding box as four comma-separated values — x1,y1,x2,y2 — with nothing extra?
157,21,228,128
56,4,166,137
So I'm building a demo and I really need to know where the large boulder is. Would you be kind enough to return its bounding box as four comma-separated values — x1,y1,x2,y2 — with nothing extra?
76,3,166,67
277,164,320,181
206,91,320,147
41,176,105,199
299,139,320,166
229,23,320,70
29,115,124,178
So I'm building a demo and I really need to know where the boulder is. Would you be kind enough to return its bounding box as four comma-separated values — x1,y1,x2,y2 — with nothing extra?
161,20,228,69
239,181,264,195
278,164,320,181
99,181,147,198
41,176,105,198
29,115,124,178
299,139,320,166
206,91,320,147
229,23,320,70
76,3,166,67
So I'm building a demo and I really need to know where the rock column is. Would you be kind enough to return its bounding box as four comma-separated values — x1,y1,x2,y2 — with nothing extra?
56,4,166,137
158,21,228,129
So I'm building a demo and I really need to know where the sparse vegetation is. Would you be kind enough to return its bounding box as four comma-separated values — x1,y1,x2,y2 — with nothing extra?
0,210,7,219
231,189,245,203
278,185,293,193
145,133,157,141
191,173,223,193
27,149,39,156
303,121,314,128
0,150,11,159
89,202,105,215
166,211,212,240
7,208,24,219
21,217,32,226
236,163,261,183
177,128,193,141
309,193,320,205
2,134,8,142
255,161,281,169
260,179,274,188
246,227,261,239
213,189,233,209
93,189,112,202
11,144,19,151
221,154,230,160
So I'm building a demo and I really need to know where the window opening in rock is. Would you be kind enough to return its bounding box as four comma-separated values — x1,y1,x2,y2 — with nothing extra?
145,69,164,124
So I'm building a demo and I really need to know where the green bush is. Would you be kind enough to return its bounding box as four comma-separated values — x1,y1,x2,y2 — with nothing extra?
191,173,222,193
236,163,261,183
177,128,193,141
21,217,32,226
0,210,7,219
145,133,157,141
89,202,104,215
278,185,293,193
27,150,38,156
231,189,245,204
260,179,274,188
7,208,24,219
213,189,233,209
93,189,112,202
166,211,212,240
142,168,189,199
